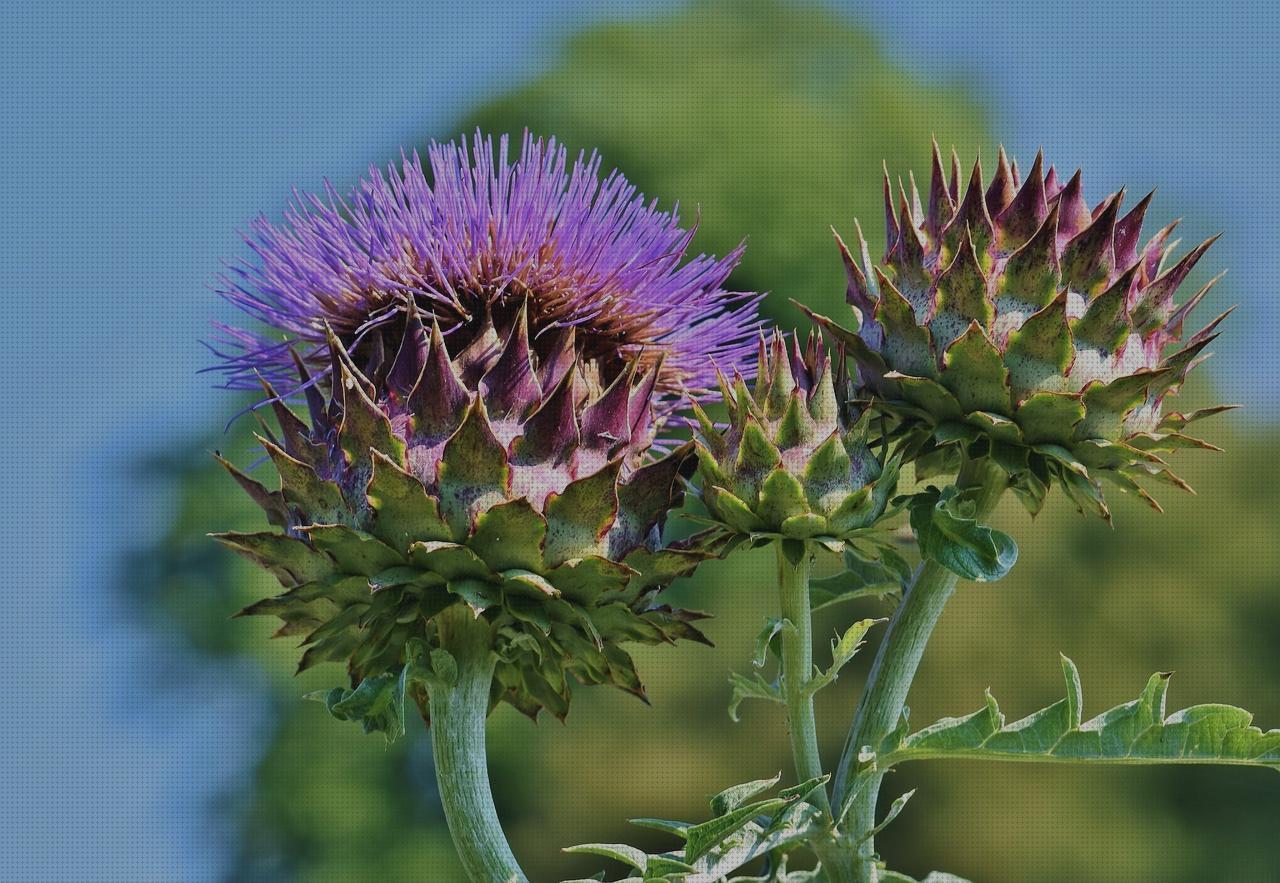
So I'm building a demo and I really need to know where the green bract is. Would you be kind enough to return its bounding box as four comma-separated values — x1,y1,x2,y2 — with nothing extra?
215,302,711,724
806,143,1231,520
691,330,899,550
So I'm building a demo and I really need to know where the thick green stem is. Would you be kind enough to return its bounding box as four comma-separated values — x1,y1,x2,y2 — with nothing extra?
428,606,528,883
830,460,1007,881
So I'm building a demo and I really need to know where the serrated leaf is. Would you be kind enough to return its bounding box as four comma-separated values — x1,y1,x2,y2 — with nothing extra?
684,798,788,864
570,774,828,883
881,656,1280,771
804,618,882,697
728,670,783,722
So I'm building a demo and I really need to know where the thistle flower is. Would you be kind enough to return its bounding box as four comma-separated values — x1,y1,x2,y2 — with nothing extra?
212,131,762,413
212,134,763,724
690,330,898,549
808,143,1230,519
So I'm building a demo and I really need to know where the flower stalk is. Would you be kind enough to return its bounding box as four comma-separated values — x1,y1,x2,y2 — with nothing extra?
428,605,528,883
776,542,867,883
831,458,1008,881
775,543,829,815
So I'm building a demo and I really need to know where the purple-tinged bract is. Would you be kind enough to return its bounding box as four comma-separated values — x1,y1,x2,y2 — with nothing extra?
213,131,761,411
807,143,1231,520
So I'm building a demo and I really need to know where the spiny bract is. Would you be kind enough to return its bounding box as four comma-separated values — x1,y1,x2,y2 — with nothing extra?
690,330,898,550
808,142,1231,519
215,301,713,723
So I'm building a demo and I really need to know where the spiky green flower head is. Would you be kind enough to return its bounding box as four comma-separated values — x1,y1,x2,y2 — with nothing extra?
690,329,900,554
212,135,765,725
807,142,1231,520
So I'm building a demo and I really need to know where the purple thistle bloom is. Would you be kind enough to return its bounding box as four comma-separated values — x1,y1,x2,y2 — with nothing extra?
211,131,763,410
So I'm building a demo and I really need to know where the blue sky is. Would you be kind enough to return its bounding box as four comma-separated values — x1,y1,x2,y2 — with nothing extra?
1,0,1275,879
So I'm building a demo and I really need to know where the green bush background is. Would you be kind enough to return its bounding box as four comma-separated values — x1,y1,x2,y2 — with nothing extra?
140,2,1279,879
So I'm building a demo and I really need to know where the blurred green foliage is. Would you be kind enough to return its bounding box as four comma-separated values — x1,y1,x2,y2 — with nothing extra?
464,0,989,333
147,1,1278,880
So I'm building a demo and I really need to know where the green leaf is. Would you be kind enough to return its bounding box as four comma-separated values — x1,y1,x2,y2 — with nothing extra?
567,774,827,882
880,655,1280,771
627,818,690,839
501,568,559,600
810,547,908,611
306,671,407,743
335,351,406,471
548,556,634,605
775,775,830,802
427,647,457,686
563,843,651,873
753,618,789,668
684,798,788,863
907,486,1018,582
710,772,782,816
856,788,915,844
728,670,783,722
804,618,883,697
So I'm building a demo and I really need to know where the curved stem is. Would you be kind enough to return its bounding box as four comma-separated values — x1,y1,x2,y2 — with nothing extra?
429,605,528,883
830,459,1007,881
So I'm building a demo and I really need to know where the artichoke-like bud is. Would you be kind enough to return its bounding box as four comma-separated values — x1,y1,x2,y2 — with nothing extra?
690,329,899,549
215,302,711,722
211,134,764,730
807,143,1231,519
